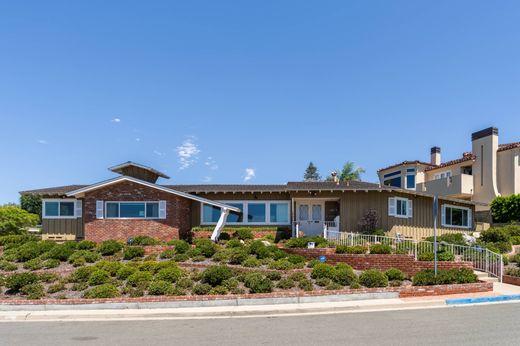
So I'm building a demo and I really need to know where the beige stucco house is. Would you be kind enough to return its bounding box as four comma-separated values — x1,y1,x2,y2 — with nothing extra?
378,127,520,213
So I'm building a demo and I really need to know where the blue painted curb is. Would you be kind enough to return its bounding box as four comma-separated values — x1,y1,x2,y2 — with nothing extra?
446,294,520,305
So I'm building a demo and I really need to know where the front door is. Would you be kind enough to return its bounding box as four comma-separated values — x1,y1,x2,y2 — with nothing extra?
296,201,324,236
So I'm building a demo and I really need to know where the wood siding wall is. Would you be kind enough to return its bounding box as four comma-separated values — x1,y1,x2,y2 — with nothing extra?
42,218,84,238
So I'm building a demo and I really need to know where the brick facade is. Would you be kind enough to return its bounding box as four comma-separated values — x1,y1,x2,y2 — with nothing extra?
83,181,192,242
283,248,473,276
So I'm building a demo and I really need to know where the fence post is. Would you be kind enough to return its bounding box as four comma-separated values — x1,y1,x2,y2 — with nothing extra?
414,240,418,260
485,250,489,274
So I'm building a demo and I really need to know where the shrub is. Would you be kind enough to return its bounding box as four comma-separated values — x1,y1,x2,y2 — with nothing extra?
288,272,307,282
69,250,101,264
490,195,520,223
83,284,120,298
244,272,273,293
21,283,45,299
160,249,175,259
298,279,313,291
287,255,305,265
0,260,17,271
359,269,388,288
193,283,212,295
77,240,97,250
38,272,59,283
491,241,513,254
315,277,331,287
209,285,229,295
202,266,233,286
311,263,336,280
384,268,405,281
156,267,183,282
418,252,434,261
336,245,367,254
127,271,153,287
167,239,190,254
47,281,66,294
369,244,392,254
177,277,194,289
0,205,39,235
234,228,254,240
94,260,123,276
265,271,282,281
228,248,249,265
123,246,145,260
285,236,328,248
97,240,123,256
15,241,41,262
88,270,110,286
268,259,295,270
511,236,520,245
138,261,160,273
23,258,44,271
325,282,344,290
425,233,467,246
194,239,217,258
389,280,403,287
131,236,161,246
46,244,75,261
5,272,39,292
480,227,511,243
334,264,357,286
173,253,190,262
226,239,244,248
68,266,97,283
277,278,295,289
218,232,231,241
412,269,477,286
437,251,455,261
148,280,172,295
222,278,239,290
358,209,379,234
306,259,321,268
241,257,261,267
116,265,137,280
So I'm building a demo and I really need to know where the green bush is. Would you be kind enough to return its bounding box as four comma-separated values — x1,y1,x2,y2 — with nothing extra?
0,205,39,235
244,272,273,293
131,236,161,246
156,267,183,282
97,240,123,256
326,282,344,290
480,227,511,243
209,285,229,295
425,233,467,246
94,260,123,276
0,260,17,271
88,270,110,286
287,255,306,265
46,244,75,261
276,278,295,289
201,265,233,286
116,265,137,280
288,272,307,282
173,253,189,262
418,252,434,261
511,236,520,245
359,269,388,288
285,236,328,248
23,258,43,270
314,277,332,287
5,272,39,292
437,251,455,261
0,234,38,247
148,280,172,295
228,248,249,265
234,228,254,240
336,245,367,254
69,250,101,264
38,272,59,283
43,259,61,269
306,259,321,268
412,269,478,286
160,249,175,259
123,246,145,260
68,266,97,283
225,239,244,248
77,240,97,250
333,264,357,286
21,283,45,299
369,244,392,254
83,284,120,298
15,241,41,262
384,268,405,281
490,195,520,223
222,277,240,290
241,257,261,267
265,271,282,281
311,263,336,280
268,259,295,270
167,240,190,254
194,239,217,257
176,277,194,289
126,271,153,287
47,282,66,294
193,283,212,295
298,279,313,291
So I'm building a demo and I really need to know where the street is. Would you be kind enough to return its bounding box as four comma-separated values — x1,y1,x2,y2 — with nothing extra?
1,303,519,345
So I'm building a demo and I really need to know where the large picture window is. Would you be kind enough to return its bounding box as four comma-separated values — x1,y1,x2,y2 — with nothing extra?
383,171,402,188
201,201,290,225
43,200,77,218
442,205,471,228
105,202,160,219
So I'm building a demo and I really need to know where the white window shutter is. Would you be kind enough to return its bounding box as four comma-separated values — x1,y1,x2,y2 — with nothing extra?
96,201,104,219
159,201,167,219
75,200,83,218
468,208,472,228
388,198,396,216
441,205,445,226
407,199,413,218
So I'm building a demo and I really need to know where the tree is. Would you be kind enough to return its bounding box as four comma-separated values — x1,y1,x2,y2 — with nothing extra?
328,161,365,181
303,162,321,181
0,205,39,235
20,194,42,222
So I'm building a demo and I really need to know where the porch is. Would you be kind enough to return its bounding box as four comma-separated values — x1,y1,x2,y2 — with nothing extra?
291,198,341,237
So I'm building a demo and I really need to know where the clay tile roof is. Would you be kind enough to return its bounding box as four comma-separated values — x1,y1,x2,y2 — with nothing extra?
19,185,89,197
377,160,435,173
498,142,520,152
425,153,476,172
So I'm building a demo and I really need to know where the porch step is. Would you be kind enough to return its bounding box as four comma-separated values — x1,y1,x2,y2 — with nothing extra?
473,270,499,282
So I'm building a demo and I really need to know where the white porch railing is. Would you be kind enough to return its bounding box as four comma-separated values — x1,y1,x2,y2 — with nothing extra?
324,232,503,282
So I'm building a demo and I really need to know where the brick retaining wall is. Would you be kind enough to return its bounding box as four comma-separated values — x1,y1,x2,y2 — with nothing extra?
283,248,473,276
503,275,520,286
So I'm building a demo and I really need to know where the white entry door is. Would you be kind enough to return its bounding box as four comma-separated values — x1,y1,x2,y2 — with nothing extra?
296,201,324,236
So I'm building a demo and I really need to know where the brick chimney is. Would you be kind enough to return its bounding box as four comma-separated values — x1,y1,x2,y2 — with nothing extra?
430,147,441,165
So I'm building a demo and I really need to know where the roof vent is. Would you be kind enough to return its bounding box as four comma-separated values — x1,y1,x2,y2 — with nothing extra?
109,161,170,183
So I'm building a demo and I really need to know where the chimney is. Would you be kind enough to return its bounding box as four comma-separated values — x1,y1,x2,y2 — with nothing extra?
471,127,500,210
331,171,339,184
430,147,441,166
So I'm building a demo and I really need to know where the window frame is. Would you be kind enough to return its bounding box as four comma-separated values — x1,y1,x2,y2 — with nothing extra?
388,197,413,219
200,200,291,225
42,199,78,219
104,201,161,220
441,204,472,229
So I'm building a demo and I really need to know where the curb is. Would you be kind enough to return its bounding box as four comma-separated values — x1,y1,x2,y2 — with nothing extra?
446,294,520,305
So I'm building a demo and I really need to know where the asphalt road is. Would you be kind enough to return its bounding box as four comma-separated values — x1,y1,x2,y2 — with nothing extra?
1,303,520,346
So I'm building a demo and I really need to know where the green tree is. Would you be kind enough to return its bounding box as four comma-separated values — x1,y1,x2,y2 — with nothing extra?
326,162,365,181
0,205,39,235
303,162,321,181
20,194,42,222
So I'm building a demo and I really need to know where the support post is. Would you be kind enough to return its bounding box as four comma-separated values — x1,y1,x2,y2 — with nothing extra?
211,208,229,242
433,194,438,276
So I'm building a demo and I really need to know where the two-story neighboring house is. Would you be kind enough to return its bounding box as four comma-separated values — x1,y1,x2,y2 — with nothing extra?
378,127,520,215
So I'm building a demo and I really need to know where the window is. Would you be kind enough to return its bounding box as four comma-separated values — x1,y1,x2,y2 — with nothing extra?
105,202,160,219
383,171,402,188
442,205,471,228
388,197,412,218
43,200,77,218
406,174,416,189
201,201,290,225
435,171,452,180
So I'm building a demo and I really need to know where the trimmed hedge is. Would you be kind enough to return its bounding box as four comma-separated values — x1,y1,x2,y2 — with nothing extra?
412,268,478,286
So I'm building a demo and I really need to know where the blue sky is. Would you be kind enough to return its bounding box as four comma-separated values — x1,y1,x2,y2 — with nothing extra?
1,1,520,204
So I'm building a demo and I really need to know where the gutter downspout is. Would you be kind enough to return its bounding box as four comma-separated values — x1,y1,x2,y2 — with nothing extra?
211,208,230,242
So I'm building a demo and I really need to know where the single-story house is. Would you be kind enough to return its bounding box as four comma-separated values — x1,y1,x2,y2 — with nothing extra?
20,161,483,242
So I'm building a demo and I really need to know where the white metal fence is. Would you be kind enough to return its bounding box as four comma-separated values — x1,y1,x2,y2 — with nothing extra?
325,231,503,281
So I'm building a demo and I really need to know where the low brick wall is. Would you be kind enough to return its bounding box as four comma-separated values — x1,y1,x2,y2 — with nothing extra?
283,248,473,276
503,275,520,286
0,282,492,305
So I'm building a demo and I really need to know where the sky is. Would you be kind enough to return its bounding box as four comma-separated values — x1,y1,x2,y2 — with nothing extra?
1,1,520,204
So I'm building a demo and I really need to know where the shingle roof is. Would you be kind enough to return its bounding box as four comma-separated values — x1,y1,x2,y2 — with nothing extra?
377,161,435,173
498,142,520,152
19,185,89,196
285,181,386,191
165,184,288,193
425,153,476,172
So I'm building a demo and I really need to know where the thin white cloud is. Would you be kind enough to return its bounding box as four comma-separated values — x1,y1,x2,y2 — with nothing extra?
244,168,256,182
135,138,141,142
37,139,48,145
153,150,166,157
111,117,121,123
176,138,200,170
202,176,213,182
204,157,219,170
